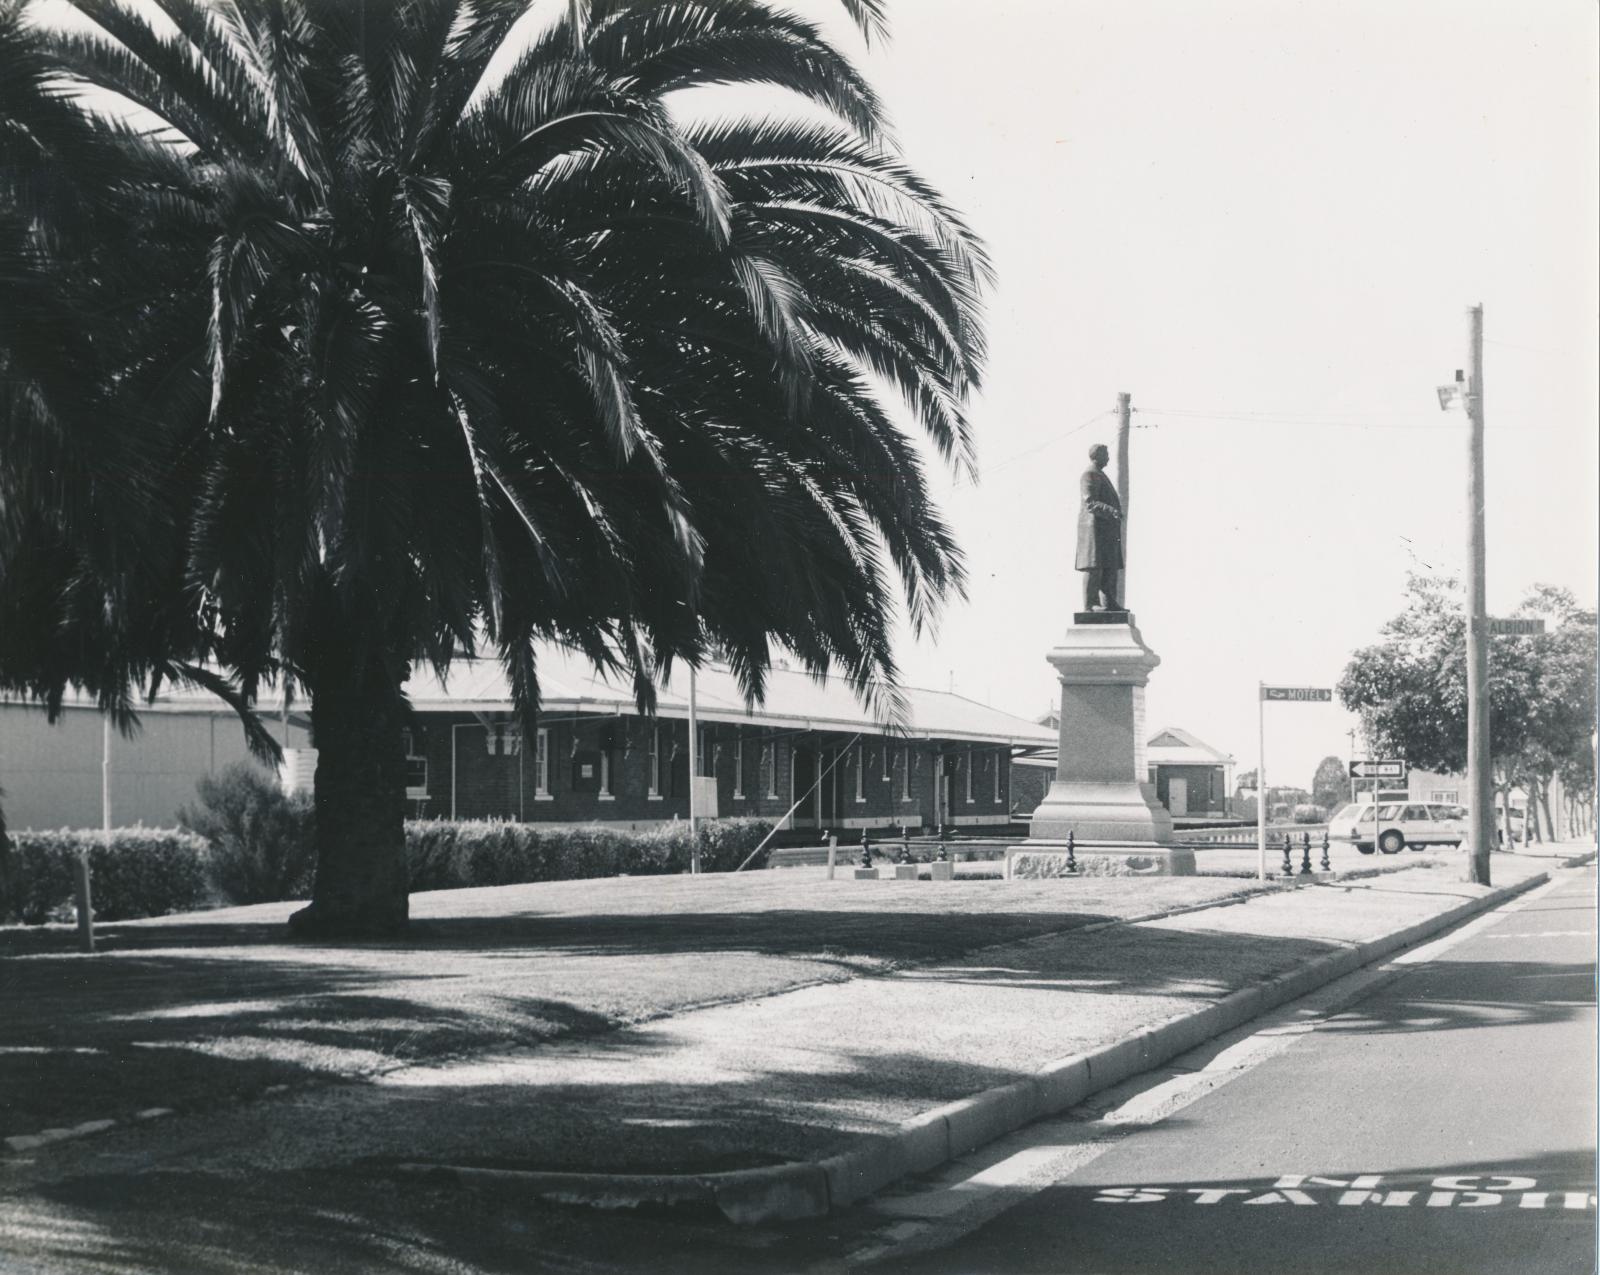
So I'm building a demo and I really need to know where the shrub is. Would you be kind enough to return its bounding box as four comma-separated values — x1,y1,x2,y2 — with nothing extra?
0,828,211,924
179,763,316,904
402,817,774,891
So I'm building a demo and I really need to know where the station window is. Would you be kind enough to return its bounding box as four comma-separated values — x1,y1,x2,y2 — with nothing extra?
402,730,428,798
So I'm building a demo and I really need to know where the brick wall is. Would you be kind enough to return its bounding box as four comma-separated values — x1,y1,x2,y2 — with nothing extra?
1009,760,1053,818
1151,763,1225,815
942,744,1012,827
414,709,1023,832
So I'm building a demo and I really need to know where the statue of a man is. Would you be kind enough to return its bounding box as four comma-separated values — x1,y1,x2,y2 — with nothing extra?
1076,443,1123,611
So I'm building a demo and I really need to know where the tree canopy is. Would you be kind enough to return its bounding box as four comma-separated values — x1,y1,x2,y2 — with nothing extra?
0,0,991,933
1310,755,1346,814
1338,575,1596,831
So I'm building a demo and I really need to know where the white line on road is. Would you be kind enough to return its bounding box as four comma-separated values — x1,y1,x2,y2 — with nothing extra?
1475,930,1594,939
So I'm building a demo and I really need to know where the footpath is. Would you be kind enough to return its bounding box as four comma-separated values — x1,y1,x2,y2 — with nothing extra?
4,841,1589,1235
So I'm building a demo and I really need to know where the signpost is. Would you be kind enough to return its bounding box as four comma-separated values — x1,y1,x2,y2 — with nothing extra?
1487,617,1545,637
1349,759,1407,780
1257,685,1334,881
1349,760,1407,819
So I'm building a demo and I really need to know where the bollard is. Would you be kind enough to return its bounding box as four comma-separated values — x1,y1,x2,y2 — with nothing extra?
73,851,95,954
825,830,837,879
1320,830,1331,872
1065,828,1078,874
1300,831,1313,875
896,831,909,865
1281,833,1293,878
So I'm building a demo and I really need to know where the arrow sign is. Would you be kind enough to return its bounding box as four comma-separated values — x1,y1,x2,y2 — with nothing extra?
1261,686,1332,703
1350,759,1407,779
1487,617,1545,636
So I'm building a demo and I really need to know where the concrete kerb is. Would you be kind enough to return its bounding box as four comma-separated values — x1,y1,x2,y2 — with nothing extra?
396,867,1552,1225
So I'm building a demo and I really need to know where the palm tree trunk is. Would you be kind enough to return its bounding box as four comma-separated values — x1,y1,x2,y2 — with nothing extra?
288,635,410,938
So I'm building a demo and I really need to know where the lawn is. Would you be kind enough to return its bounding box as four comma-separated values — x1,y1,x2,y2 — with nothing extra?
2,867,1259,1138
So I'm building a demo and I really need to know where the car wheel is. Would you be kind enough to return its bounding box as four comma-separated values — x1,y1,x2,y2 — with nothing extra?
1379,830,1405,854
1356,842,1375,856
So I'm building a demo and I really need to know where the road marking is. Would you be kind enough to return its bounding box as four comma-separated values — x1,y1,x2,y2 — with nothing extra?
1388,873,1572,966
1277,1174,1382,1189
1476,930,1594,939
1090,1178,1596,1210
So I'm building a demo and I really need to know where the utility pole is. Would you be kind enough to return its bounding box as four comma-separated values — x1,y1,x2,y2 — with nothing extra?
1115,392,1131,592
688,665,700,874
1256,683,1267,881
1463,305,1492,885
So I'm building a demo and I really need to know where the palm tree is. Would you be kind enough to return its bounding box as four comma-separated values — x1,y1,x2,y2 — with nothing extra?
2,0,989,937
1,0,278,750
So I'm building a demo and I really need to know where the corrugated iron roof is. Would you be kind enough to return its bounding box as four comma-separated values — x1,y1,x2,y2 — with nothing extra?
1146,725,1235,766
9,650,1057,747
406,650,1057,746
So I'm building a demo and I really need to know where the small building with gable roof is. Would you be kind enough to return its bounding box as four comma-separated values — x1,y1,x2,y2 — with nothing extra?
1144,726,1235,817
1010,721,1237,822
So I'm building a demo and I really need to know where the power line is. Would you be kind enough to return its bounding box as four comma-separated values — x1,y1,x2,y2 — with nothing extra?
973,408,1112,482
1134,406,1519,432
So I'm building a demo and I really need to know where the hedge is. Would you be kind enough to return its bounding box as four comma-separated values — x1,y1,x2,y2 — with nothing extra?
0,828,211,924
0,816,775,926
404,817,774,892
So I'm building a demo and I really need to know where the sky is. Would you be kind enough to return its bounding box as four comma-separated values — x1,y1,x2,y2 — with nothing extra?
785,0,1600,791
38,0,1598,794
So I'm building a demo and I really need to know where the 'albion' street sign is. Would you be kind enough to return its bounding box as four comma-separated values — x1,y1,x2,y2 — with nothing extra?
1350,759,1407,779
1261,686,1332,702
1487,617,1545,636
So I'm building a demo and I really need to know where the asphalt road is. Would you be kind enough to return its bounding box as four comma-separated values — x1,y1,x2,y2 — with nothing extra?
881,865,1597,1275
1,863,1589,1275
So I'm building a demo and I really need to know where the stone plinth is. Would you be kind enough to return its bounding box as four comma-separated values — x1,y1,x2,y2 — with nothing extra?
1006,842,1195,877
1026,616,1175,845
928,861,955,881
893,864,918,881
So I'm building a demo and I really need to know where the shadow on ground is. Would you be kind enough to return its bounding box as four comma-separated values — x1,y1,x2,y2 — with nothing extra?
4,879,1588,1142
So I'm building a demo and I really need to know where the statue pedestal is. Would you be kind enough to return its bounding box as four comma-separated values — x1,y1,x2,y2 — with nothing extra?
1021,615,1183,870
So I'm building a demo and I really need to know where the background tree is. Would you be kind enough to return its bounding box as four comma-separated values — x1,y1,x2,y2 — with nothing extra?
1231,768,1256,820
1339,574,1595,846
1310,754,1347,814
1508,587,1597,840
0,0,988,936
